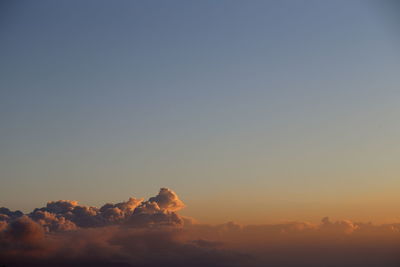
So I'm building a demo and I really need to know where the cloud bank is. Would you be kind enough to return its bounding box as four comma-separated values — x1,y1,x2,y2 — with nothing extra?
1,188,400,266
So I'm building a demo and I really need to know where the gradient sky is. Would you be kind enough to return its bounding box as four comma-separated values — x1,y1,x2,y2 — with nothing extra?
1,0,399,224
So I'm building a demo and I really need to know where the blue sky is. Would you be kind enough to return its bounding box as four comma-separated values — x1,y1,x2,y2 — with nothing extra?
1,0,400,223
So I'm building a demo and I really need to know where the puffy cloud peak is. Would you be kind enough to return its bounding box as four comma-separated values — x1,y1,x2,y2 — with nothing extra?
148,188,185,212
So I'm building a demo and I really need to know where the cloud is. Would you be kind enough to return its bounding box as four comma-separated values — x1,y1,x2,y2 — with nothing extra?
30,210,77,232
0,207,23,222
319,216,359,234
99,197,143,223
22,188,184,231
1,188,400,266
3,216,44,243
147,187,185,212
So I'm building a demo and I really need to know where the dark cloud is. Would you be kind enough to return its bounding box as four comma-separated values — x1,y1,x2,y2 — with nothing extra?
1,188,400,267
190,239,224,248
0,207,23,222
4,216,44,243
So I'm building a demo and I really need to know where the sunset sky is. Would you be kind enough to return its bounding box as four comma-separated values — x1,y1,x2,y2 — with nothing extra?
1,0,400,225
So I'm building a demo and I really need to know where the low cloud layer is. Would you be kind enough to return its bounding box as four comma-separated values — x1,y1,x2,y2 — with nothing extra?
1,188,400,266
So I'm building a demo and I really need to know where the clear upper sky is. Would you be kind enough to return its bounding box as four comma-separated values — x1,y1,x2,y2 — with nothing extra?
1,0,399,224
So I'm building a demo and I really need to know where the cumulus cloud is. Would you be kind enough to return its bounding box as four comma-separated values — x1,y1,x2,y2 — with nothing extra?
20,188,184,231
30,210,77,232
0,207,23,222
148,187,185,212
1,188,400,267
99,197,143,223
126,188,185,228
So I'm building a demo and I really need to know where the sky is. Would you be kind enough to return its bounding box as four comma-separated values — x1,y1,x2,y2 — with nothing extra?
1,0,400,224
